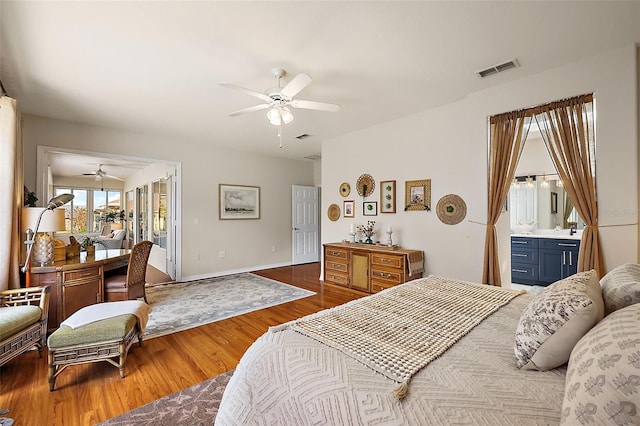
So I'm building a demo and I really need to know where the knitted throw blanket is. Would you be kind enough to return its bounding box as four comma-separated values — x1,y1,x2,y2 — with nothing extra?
277,275,524,399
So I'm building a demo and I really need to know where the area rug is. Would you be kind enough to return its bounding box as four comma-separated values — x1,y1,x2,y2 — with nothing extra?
98,370,234,425
143,273,315,339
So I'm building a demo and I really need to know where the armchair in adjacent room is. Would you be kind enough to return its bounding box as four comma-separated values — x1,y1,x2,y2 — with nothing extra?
98,229,126,250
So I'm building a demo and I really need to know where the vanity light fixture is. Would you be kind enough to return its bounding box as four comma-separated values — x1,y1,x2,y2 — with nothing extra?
525,176,535,188
511,178,519,188
540,174,549,188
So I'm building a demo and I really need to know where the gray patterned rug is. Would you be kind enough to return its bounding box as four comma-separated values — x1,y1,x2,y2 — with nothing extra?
98,370,234,425
143,272,315,339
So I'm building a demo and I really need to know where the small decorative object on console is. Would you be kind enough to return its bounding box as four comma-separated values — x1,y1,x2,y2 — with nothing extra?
358,221,376,244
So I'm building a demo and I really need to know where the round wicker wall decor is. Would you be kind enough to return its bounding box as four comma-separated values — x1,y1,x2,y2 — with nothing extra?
436,194,467,225
327,204,340,221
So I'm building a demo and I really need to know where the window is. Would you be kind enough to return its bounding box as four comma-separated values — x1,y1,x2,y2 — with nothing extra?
152,179,167,248
54,187,122,233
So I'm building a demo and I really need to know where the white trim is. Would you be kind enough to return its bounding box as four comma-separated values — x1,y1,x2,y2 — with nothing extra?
180,261,291,283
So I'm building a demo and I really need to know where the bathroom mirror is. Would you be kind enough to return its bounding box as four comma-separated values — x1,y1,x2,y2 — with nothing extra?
508,125,583,234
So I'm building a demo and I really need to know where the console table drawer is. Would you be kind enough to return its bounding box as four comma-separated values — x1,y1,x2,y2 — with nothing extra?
325,260,348,273
370,269,402,284
325,248,349,261
325,271,348,287
370,280,399,293
371,253,403,269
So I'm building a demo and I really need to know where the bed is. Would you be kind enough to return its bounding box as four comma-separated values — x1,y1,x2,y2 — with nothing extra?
216,265,640,425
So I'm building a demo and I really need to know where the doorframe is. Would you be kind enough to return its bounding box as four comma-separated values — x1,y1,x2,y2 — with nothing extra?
36,146,182,281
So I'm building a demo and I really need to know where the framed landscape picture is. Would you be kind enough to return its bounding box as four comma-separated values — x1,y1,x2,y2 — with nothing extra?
219,184,260,220
404,179,431,211
380,180,396,213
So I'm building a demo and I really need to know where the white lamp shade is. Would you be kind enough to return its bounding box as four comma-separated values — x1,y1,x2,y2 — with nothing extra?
22,208,66,233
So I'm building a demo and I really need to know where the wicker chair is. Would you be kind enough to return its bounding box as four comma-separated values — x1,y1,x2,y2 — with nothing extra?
0,286,50,367
104,240,153,303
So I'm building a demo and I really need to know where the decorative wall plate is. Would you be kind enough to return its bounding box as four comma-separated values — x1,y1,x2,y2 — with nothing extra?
339,182,351,197
327,204,340,221
356,174,375,197
436,194,467,225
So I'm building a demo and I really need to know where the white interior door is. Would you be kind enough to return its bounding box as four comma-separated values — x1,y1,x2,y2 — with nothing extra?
292,185,320,264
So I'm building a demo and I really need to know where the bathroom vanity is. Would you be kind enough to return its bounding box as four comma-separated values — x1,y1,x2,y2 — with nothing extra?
511,233,581,286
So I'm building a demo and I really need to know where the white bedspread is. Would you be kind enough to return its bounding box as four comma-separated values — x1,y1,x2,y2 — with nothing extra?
60,301,152,333
216,280,566,425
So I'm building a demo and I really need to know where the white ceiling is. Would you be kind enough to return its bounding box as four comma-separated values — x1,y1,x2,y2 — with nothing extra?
2,1,640,175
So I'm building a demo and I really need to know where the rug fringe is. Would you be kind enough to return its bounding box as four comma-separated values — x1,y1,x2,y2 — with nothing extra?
393,381,409,400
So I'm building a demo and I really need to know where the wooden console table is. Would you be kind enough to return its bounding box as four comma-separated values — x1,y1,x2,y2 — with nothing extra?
323,242,424,294
28,249,130,331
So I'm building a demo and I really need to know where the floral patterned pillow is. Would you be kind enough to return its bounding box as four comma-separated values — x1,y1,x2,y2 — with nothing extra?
600,263,640,315
514,270,604,370
561,303,640,425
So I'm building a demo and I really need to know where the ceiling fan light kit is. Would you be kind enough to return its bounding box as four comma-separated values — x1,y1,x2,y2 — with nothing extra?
219,68,340,147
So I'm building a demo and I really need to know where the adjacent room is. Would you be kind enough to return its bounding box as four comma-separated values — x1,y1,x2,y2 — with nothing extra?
1,1,639,425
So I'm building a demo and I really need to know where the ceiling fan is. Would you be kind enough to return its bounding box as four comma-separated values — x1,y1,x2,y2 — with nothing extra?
219,68,340,127
83,164,124,182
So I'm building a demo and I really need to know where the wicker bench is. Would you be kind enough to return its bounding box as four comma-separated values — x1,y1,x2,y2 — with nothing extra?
47,313,142,391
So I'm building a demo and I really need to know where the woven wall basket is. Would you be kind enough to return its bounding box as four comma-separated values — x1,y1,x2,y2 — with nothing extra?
436,194,467,225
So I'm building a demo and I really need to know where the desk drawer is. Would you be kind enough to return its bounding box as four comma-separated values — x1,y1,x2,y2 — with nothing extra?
64,267,100,283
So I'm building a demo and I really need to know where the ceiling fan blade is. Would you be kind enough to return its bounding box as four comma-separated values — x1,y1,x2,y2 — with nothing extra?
280,73,312,98
228,103,270,117
104,174,124,181
290,99,340,112
219,82,272,103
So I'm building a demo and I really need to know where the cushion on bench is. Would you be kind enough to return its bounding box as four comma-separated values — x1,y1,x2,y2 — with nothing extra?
47,314,137,349
0,306,42,341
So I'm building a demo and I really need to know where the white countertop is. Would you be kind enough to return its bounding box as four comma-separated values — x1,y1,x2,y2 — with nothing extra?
511,232,582,240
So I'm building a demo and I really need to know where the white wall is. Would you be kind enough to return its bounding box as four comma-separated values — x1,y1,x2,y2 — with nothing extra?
322,44,639,284
22,115,316,280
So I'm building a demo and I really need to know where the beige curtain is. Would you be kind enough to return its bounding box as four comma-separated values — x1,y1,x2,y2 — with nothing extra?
482,111,532,286
0,96,24,290
534,94,603,277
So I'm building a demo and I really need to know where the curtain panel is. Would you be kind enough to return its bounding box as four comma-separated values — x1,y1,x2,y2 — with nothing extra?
0,96,23,290
482,111,532,286
534,94,603,277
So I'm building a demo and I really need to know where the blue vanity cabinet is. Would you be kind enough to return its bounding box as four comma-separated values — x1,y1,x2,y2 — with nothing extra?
538,238,580,285
510,237,539,285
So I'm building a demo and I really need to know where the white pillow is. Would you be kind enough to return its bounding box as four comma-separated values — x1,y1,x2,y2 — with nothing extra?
561,303,640,425
514,270,604,370
600,263,640,315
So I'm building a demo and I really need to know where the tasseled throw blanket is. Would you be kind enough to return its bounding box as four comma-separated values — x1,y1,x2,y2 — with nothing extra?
60,300,152,333
272,275,524,399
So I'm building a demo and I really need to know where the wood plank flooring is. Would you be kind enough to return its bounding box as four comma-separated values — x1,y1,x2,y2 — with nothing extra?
0,263,363,425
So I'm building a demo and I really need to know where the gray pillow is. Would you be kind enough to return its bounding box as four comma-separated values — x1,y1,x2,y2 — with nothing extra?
600,263,640,315
561,303,640,425
514,270,604,371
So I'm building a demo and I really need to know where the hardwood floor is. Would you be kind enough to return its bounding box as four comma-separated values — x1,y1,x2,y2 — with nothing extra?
0,263,363,425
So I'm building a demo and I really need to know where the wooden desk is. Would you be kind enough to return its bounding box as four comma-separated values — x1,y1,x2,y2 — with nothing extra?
29,249,130,331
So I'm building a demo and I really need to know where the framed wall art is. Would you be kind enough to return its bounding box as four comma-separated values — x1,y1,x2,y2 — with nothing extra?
343,200,355,218
380,180,396,213
404,179,431,211
363,201,378,216
219,184,260,220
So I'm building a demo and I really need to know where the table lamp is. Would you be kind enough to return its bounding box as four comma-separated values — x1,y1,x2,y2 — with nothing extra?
22,194,74,271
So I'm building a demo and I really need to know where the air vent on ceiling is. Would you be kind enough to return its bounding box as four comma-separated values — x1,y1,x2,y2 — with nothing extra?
476,59,519,78
296,133,311,140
